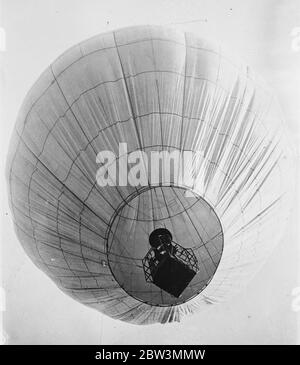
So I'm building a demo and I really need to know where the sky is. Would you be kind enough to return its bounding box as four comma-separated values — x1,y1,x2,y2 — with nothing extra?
0,0,299,344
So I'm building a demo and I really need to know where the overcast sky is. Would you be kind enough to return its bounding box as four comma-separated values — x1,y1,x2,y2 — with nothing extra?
0,0,299,344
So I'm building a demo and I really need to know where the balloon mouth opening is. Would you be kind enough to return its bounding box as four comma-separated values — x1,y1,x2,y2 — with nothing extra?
105,184,224,307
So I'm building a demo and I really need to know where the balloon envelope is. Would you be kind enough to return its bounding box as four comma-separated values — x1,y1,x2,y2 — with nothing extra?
6,25,293,324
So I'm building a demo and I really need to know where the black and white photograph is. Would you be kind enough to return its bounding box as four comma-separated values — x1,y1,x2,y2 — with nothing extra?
0,0,299,354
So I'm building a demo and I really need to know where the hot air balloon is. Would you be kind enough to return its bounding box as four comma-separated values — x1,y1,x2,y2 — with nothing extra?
6,25,293,324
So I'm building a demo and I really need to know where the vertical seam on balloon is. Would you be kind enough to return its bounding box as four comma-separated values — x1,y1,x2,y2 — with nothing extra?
112,33,143,152
179,32,187,150
49,64,129,217
113,32,152,191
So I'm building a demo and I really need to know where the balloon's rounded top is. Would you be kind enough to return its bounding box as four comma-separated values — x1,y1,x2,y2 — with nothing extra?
6,25,294,324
